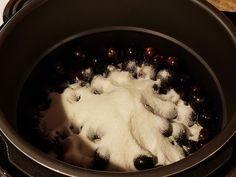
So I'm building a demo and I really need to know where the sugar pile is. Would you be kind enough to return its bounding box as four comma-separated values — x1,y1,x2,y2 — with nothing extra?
39,61,202,171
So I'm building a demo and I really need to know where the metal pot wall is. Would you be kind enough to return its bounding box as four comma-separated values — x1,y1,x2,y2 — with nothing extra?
0,0,236,176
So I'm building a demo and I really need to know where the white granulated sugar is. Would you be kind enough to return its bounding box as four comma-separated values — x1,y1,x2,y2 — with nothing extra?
39,66,202,171
137,64,155,79
156,69,171,80
126,60,136,70
158,89,180,104
188,124,203,141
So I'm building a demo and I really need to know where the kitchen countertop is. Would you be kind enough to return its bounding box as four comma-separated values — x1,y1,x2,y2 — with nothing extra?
208,0,236,12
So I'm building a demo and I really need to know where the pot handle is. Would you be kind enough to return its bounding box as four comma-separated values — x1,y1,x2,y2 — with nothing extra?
3,0,32,23
0,131,65,177
0,0,32,29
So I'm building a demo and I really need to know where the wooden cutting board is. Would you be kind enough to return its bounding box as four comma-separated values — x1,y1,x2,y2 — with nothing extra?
207,0,236,12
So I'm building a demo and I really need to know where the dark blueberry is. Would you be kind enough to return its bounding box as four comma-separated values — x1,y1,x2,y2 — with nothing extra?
191,112,198,122
190,93,206,109
179,91,190,102
196,140,205,148
78,68,93,82
162,125,173,137
92,150,109,170
199,128,209,141
107,48,118,61
52,61,65,75
74,48,86,62
165,56,180,70
185,140,199,155
67,72,77,84
174,73,191,95
159,85,168,94
190,85,202,95
197,109,213,128
159,81,171,94
91,57,99,66
126,47,138,59
152,54,164,68
90,58,105,73
176,132,188,146
177,73,191,87
152,83,160,92
134,155,155,170
75,96,81,102
144,47,156,60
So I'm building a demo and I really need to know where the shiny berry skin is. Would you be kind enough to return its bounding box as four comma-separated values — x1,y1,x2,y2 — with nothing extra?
190,94,206,109
78,68,93,82
190,85,202,95
196,108,218,131
52,61,65,75
178,73,191,86
152,54,164,68
144,47,155,60
107,48,118,61
158,74,174,94
176,132,188,146
74,48,86,62
191,112,198,122
199,128,209,141
173,73,191,100
165,56,180,69
134,155,155,170
152,83,160,92
185,140,199,154
126,48,138,59
158,83,169,94
197,111,211,127
91,58,105,73
91,58,99,65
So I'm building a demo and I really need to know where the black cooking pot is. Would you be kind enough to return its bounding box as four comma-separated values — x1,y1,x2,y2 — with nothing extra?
0,0,236,176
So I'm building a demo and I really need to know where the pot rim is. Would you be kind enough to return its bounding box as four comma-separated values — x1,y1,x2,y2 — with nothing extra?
0,0,236,176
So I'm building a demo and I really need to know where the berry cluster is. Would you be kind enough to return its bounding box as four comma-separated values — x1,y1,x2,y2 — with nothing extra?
20,46,219,171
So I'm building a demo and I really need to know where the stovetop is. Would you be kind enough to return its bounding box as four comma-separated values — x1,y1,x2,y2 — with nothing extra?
0,0,236,177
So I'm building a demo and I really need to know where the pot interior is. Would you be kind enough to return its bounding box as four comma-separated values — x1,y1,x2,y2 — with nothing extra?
16,28,223,170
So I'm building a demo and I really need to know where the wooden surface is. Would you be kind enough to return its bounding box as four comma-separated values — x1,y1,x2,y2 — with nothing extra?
207,0,236,12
